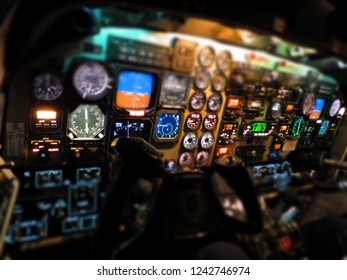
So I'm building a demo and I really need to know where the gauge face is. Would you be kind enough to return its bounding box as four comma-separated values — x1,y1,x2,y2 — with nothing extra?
198,46,215,68
203,113,218,130
186,112,202,130
212,75,226,91
182,132,199,150
73,62,111,100
200,132,214,149
216,50,232,72
190,91,206,111
319,120,330,136
329,99,341,117
292,117,306,138
160,74,191,107
302,93,316,116
67,104,105,140
208,93,222,112
33,73,63,101
154,111,181,141
196,151,209,167
271,102,283,119
178,152,194,169
194,71,211,89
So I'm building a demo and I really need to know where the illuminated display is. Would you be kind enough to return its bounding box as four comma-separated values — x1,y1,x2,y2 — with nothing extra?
154,111,182,141
309,98,326,120
318,120,330,136
112,119,152,141
247,99,263,109
274,143,283,150
285,104,294,112
279,124,291,135
32,107,61,130
226,96,245,109
37,110,57,120
300,125,316,146
251,122,268,133
116,70,156,110
223,123,238,132
215,146,233,157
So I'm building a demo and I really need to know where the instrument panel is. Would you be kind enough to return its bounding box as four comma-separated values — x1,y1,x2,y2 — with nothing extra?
3,23,345,250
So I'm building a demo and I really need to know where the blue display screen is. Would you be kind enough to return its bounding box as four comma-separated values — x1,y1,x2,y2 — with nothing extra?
309,98,326,120
155,113,181,140
116,70,156,109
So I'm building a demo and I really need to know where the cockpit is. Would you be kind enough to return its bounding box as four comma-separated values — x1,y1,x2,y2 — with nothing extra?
0,0,347,260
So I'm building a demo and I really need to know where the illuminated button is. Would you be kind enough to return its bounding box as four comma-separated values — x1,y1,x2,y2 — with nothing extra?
35,124,42,128
43,124,50,128
51,124,58,128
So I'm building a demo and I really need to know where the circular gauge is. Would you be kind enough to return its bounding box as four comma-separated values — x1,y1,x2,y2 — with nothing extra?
329,99,341,117
186,112,202,130
216,50,232,72
319,120,330,136
155,112,181,140
194,70,211,90
33,73,63,101
200,132,215,149
302,93,316,116
292,117,306,138
196,151,209,167
160,74,191,107
67,104,105,140
208,92,223,111
182,132,199,150
203,113,218,130
198,46,215,68
212,75,226,91
73,62,111,100
179,152,194,169
190,91,206,111
271,102,283,119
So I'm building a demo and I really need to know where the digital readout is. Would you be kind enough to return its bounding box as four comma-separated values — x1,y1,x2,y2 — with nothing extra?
251,122,268,133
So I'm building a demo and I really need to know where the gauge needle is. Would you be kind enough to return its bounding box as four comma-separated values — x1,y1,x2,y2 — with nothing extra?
85,107,89,133
297,121,301,135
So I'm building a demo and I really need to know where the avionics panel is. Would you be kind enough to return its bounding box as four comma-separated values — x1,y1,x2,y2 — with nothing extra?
3,21,345,251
